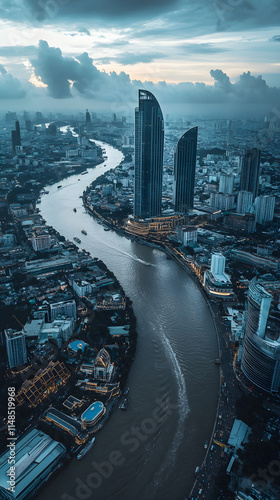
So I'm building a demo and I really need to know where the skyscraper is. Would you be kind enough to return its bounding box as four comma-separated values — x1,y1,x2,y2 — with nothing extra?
85,109,91,124
5,329,27,369
240,148,261,198
11,120,21,151
241,278,280,393
173,127,198,213
134,90,164,219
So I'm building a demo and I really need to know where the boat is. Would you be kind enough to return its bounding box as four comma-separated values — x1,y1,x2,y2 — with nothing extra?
104,227,110,231
204,440,208,449
119,398,128,410
215,359,221,365
194,466,200,476
77,437,95,460
81,170,88,175
73,237,81,244
57,185,62,189
123,388,129,396
81,230,87,235
73,208,77,213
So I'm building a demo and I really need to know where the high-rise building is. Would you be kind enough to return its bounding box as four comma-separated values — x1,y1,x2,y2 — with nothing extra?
236,190,254,215
26,119,32,132
5,329,27,369
209,192,235,211
11,120,21,151
173,127,198,213
219,173,234,194
240,148,261,198
241,278,280,393
85,109,91,124
210,253,226,276
134,89,164,219
254,195,275,224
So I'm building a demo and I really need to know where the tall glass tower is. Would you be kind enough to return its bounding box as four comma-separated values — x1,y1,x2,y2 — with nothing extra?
134,90,164,219
240,148,261,199
241,278,280,393
173,127,198,213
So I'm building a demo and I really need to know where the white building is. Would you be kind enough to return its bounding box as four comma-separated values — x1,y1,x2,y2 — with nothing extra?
72,279,92,297
211,253,226,277
176,226,198,246
219,173,234,194
49,300,77,321
31,234,51,252
254,195,275,224
236,190,254,215
5,329,27,368
209,192,235,210
203,253,234,299
41,319,75,342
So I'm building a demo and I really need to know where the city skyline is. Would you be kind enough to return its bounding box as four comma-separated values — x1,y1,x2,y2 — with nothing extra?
0,2,280,500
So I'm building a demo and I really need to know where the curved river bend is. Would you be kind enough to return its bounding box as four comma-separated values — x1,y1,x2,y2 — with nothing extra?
37,142,219,500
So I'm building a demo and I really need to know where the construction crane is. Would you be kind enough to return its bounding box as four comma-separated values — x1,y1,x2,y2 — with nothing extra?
12,315,26,332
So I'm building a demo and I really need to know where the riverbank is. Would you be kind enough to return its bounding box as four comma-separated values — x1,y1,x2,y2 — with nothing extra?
81,187,243,500
37,141,220,500
0,148,139,500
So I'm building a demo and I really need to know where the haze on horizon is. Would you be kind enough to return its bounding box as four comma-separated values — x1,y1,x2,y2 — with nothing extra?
0,0,279,118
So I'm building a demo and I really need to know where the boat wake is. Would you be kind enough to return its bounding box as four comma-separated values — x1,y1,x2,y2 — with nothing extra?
153,323,190,487
88,234,156,267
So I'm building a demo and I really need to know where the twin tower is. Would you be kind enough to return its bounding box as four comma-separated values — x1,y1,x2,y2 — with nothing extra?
134,89,198,219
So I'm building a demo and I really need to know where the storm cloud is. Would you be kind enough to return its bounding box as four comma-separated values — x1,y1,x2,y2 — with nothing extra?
0,65,27,99
29,40,280,112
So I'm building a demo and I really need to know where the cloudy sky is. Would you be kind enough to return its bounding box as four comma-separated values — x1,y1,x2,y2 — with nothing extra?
0,0,279,115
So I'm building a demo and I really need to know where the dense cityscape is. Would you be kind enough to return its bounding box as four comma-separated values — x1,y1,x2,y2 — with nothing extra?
0,86,279,500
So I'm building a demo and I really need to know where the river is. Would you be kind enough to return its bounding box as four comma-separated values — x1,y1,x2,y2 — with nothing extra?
36,140,219,500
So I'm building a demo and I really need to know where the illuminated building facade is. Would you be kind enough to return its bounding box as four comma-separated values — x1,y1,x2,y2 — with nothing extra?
94,348,114,381
125,213,186,237
203,253,234,299
134,90,164,219
241,278,280,393
16,361,70,406
44,408,88,444
173,127,198,212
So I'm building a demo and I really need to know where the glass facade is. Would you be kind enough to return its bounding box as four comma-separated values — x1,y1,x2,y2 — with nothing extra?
173,127,198,213
241,278,280,393
134,90,164,219
240,148,261,199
